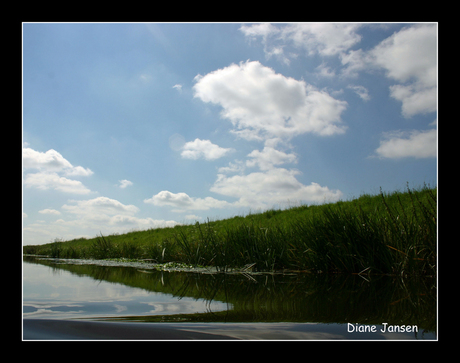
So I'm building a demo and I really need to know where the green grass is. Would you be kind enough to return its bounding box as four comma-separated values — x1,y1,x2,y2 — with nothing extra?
23,184,437,276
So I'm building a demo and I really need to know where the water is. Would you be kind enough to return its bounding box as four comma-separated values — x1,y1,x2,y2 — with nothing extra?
23,258,229,320
23,256,437,340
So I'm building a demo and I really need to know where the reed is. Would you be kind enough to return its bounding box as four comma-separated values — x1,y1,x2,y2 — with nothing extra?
24,184,436,276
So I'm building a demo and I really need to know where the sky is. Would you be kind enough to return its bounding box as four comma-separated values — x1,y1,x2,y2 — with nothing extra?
22,22,437,245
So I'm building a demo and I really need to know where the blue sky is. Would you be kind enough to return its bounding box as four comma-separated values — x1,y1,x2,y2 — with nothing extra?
22,23,437,245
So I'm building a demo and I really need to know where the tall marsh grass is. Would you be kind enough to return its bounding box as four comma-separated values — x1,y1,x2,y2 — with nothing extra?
24,185,437,276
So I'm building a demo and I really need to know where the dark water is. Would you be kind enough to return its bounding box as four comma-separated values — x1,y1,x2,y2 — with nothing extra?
23,256,437,340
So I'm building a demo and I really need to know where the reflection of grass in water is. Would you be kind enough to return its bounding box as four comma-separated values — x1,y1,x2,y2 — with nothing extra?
24,184,437,276
27,257,436,333
84,266,436,333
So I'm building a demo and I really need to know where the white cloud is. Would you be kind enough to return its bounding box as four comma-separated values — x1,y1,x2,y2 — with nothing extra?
315,62,336,78
217,160,245,174
240,23,363,60
193,60,347,140
60,196,179,235
283,23,363,57
389,84,436,118
246,146,297,171
347,85,370,101
211,168,342,209
106,215,179,229
23,148,72,171
370,24,436,86
23,147,93,194
185,214,202,220
340,24,437,117
369,24,437,118
144,190,230,211
239,23,290,64
339,49,371,78
64,166,94,177
118,179,133,189
23,147,93,176
62,196,139,216
375,129,437,159
181,139,234,160
240,23,437,119
240,23,280,39
24,196,180,245
38,209,61,215
173,84,182,92
24,172,92,195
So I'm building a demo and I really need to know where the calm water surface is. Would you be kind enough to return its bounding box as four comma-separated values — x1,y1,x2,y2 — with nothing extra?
23,256,437,340
23,258,229,320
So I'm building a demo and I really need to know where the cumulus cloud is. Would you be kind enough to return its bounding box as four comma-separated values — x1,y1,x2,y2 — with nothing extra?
370,24,436,86
246,146,297,171
193,60,347,140
370,24,437,118
61,196,179,232
340,24,437,118
144,190,230,211
24,172,91,195
23,147,93,194
375,129,437,159
24,196,180,245
240,23,436,119
389,84,436,118
181,139,234,160
23,147,93,176
211,168,342,209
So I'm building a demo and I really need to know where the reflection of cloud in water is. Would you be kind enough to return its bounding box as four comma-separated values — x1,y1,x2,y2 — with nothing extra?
23,302,85,318
140,300,229,315
23,261,229,320
113,304,128,313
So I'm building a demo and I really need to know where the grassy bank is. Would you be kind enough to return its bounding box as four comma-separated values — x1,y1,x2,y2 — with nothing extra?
23,184,437,276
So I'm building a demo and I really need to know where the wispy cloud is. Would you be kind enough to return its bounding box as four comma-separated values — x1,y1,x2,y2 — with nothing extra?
118,179,133,189
38,209,61,215
240,23,363,62
347,85,370,101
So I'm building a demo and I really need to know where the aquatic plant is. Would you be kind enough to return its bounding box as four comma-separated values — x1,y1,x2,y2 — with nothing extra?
23,185,437,276
89,233,114,259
